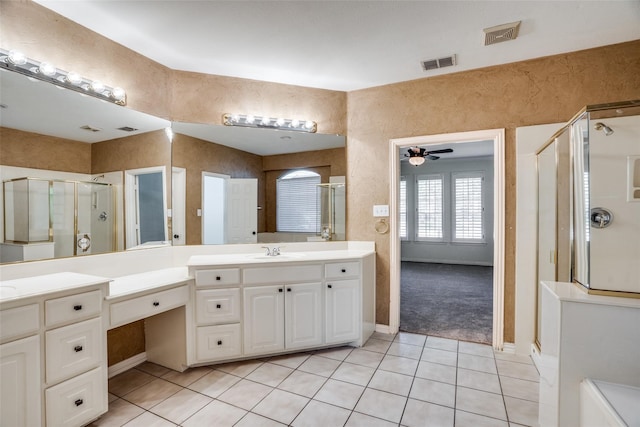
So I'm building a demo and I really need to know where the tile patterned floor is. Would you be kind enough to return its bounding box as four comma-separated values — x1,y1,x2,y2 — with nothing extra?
91,332,540,427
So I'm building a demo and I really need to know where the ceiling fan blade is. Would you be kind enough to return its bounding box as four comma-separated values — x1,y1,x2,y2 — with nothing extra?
427,148,454,154
426,155,440,160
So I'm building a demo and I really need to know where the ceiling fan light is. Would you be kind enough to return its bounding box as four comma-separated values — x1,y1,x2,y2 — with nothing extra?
409,156,425,166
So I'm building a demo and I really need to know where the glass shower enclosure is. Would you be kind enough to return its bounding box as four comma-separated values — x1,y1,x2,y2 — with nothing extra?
3,177,115,261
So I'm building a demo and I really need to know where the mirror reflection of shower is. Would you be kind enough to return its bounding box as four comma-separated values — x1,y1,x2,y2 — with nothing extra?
593,122,614,136
2,177,115,262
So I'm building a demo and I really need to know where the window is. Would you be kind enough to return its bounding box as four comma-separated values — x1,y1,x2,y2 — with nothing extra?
453,172,484,241
276,170,320,232
416,174,443,240
399,177,407,239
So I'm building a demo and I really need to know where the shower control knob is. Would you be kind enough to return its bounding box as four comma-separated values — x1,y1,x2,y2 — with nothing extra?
590,207,613,229
173,234,180,239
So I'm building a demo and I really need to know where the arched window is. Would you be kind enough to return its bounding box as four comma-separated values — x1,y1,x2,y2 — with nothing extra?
277,170,320,232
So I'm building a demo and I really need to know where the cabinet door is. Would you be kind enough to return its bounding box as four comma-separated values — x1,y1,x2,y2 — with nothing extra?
325,279,360,344
243,285,284,355
0,335,42,427
285,282,323,350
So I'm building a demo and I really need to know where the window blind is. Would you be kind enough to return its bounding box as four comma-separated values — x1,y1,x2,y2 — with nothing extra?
399,178,407,239
276,172,320,232
416,175,443,240
454,174,483,240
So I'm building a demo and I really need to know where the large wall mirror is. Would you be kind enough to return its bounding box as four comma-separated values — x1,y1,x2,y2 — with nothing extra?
0,68,171,263
0,65,348,264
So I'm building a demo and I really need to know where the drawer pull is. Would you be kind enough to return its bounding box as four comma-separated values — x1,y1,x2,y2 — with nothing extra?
75,399,83,407
74,345,83,352
153,301,160,307
328,284,333,289
217,340,223,345
73,304,83,311
216,304,221,309
216,276,221,281
287,288,291,292
278,288,283,293
341,268,346,273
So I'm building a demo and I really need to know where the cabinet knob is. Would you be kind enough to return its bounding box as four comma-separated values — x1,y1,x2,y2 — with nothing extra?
216,304,221,309
328,284,333,289
216,276,221,281
74,345,83,352
73,305,82,311
217,340,223,346
153,301,160,307
341,269,346,273
287,288,291,292
278,288,283,292
75,399,83,407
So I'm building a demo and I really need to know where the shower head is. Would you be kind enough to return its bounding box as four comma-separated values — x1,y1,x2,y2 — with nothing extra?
594,122,614,136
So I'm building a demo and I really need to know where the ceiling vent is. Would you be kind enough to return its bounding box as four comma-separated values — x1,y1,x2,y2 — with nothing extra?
484,21,521,46
117,126,138,132
421,55,456,72
80,125,102,132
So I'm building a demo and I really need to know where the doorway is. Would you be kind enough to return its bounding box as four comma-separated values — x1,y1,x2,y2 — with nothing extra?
124,166,168,249
389,129,505,349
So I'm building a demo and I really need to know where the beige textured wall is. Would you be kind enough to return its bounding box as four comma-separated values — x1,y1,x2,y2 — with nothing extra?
172,133,265,245
0,127,91,173
91,130,171,174
347,40,640,338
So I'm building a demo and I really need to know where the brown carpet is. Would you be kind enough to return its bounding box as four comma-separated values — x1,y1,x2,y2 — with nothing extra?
400,261,493,344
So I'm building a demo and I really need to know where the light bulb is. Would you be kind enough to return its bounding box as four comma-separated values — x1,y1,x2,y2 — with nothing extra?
304,120,315,129
90,81,105,93
7,50,27,65
245,115,255,124
38,62,57,77
111,87,126,101
66,72,82,85
231,114,240,123
261,116,271,126
276,118,285,127
291,119,300,128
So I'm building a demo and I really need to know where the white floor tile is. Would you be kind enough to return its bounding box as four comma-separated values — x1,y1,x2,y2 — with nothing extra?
149,389,212,425
252,389,309,425
500,376,539,402
269,352,311,369
415,361,457,385
215,360,263,377
425,336,458,352
277,370,327,398
504,396,539,426
235,412,286,427
187,370,240,398
409,377,456,408
331,362,376,386
458,341,495,358
354,388,407,423
455,387,507,421
346,412,398,427
246,362,294,387
370,332,396,342
122,378,182,410
122,411,177,427
496,360,540,382
402,398,455,427
297,355,341,377
457,353,497,374
387,342,424,360
344,348,385,368
455,410,509,427
182,400,246,427
379,354,419,376
314,346,354,361
90,399,145,427
217,379,273,410
292,400,351,427
456,368,501,394
161,367,212,388
314,378,365,409
367,370,413,396
493,351,534,365
421,347,458,367
363,338,393,353
396,332,427,346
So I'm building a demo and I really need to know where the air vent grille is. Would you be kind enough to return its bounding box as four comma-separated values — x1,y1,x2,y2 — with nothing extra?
421,55,456,72
117,126,138,132
484,21,521,46
80,125,102,132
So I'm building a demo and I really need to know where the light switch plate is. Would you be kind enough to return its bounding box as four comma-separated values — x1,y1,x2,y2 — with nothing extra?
197,208,202,217
373,205,389,217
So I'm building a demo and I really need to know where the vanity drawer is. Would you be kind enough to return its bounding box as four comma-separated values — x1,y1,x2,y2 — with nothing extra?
195,268,240,287
243,264,322,285
46,289,102,328
196,324,242,361
0,304,39,342
109,285,189,328
196,288,241,324
46,367,106,427
45,317,103,384
325,261,360,279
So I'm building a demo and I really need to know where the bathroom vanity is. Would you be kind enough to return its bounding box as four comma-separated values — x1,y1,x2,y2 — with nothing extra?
0,241,375,427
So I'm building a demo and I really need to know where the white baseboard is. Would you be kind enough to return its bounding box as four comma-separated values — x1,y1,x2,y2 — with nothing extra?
108,352,147,378
501,342,516,354
375,324,393,334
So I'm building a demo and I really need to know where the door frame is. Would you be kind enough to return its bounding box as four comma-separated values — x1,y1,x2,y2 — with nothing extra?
201,172,229,245
124,166,168,249
388,128,505,349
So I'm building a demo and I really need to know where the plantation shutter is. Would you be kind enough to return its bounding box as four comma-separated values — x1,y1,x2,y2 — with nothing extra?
277,171,320,232
399,178,407,239
453,173,484,241
416,174,443,240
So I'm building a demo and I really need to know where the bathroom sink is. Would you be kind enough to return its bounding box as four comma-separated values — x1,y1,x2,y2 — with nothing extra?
0,285,18,298
246,253,306,260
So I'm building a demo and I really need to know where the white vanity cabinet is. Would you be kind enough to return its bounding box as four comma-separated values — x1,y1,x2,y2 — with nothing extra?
0,273,109,427
325,279,359,344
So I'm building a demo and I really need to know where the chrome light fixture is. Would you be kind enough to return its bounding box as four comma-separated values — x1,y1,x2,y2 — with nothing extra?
0,48,127,105
223,113,317,133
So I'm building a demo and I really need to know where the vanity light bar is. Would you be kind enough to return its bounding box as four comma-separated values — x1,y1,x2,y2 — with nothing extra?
223,113,317,133
0,48,127,106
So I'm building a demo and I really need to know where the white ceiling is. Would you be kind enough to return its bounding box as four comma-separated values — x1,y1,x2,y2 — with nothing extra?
33,0,640,91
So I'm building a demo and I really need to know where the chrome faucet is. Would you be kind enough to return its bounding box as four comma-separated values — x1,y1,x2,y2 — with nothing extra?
261,246,281,256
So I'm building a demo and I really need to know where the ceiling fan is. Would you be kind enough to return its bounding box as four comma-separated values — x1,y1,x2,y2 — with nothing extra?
405,147,454,166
